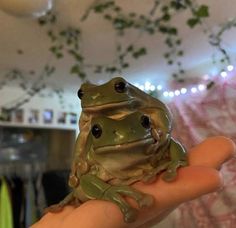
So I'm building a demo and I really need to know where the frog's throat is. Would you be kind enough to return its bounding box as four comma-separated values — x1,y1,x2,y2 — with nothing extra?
94,137,155,154
82,99,139,112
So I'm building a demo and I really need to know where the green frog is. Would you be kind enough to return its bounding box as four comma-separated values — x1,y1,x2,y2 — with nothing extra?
69,77,173,188
48,112,187,223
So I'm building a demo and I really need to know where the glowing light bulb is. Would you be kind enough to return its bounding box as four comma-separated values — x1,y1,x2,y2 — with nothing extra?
174,90,180,96
220,71,227,78
198,84,206,91
227,65,234,71
145,81,151,90
150,85,155,91
163,91,169,97
191,87,197,93
169,91,174,97
157,85,162,90
180,88,187,94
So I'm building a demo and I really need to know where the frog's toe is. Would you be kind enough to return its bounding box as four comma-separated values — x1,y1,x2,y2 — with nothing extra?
44,204,64,214
124,208,138,223
137,194,154,208
162,169,176,182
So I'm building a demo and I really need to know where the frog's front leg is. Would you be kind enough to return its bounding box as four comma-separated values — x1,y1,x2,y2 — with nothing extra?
162,138,188,182
80,174,154,223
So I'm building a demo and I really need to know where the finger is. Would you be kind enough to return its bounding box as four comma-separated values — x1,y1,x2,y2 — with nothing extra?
188,136,236,169
31,206,75,228
133,166,222,225
136,207,176,228
58,166,222,228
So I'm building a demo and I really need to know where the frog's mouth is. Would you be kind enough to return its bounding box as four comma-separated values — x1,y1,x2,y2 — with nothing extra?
94,137,155,154
82,99,140,112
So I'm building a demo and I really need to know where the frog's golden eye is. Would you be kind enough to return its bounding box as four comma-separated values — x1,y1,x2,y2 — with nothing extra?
92,124,102,138
141,115,150,129
77,89,84,99
114,81,127,93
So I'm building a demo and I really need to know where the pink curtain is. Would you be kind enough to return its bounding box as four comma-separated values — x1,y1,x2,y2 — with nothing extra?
169,76,236,228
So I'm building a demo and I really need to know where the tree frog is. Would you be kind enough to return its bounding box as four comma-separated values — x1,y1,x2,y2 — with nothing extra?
48,111,187,223
69,77,173,188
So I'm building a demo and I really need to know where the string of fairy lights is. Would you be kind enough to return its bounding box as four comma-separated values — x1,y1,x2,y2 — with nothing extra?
134,64,234,99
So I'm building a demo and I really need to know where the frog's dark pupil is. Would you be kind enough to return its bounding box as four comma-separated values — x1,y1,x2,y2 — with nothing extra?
141,115,150,128
77,89,84,99
114,81,126,93
92,124,102,138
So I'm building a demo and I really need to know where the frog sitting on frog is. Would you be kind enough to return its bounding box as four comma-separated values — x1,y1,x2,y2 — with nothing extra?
69,77,173,188
47,77,188,222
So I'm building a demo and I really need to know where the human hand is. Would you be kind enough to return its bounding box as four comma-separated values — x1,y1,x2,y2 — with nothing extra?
31,136,235,228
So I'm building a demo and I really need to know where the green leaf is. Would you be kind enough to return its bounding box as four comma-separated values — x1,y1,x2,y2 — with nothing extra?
206,81,215,89
177,78,185,83
122,63,129,68
104,14,112,20
176,39,182,45
106,67,117,73
162,14,171,21
79,72,86,79
177,50,184,56
159,26,168,33
132,47,147,58
164,53,170,58
70,65,80,74
161,6,169,12
114,7,121,12
56,53,63,59
129,12,136,17
196,5,209,18
50,46,57,53
127,45,134,52
168,27,177,35
187,18,200,28
172,73,178,78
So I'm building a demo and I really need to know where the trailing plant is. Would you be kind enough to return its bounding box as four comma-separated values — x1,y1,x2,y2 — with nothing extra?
1,0,236,111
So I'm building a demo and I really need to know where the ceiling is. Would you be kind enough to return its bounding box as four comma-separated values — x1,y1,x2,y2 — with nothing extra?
0,0,236,93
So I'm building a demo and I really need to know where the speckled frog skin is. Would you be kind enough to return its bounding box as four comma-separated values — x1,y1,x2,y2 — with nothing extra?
69,77,173,188
48,111,187,222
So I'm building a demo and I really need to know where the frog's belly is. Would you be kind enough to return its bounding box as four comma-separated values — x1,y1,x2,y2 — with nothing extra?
93,149,154,182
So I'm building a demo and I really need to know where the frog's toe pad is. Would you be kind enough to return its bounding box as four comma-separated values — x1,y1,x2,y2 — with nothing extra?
162,170,176,182
124,208,138,223
44,204,63,214
138,194,154,208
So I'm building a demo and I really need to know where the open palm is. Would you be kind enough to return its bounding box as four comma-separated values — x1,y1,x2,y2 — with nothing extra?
32,136,235,228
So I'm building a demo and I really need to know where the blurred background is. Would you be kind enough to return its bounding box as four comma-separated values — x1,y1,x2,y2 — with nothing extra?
0,0,236,227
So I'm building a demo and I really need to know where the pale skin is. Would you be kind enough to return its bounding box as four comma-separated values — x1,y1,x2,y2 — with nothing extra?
31,136,236,228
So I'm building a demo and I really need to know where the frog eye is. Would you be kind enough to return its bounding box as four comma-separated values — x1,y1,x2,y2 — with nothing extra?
141,115,150,129
77,89,84,99
114,81,127,93
91,124,102,138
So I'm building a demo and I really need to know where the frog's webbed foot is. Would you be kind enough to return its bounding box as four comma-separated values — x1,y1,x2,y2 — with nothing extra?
162,138,188,182
162,160,188,182
103,185,154,223
44,192,80,214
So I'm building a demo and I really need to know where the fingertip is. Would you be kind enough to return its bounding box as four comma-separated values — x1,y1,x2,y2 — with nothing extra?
189,136,236,168
137,166,223,208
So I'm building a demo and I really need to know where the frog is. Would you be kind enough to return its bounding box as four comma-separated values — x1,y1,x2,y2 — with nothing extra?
69,77,173,188
48,111,187,223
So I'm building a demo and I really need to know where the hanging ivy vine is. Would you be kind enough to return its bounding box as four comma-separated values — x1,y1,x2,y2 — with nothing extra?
1,0,236,113
36,0,213,82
